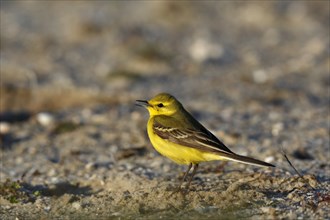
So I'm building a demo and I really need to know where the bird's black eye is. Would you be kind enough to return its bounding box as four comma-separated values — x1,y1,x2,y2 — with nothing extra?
157,103,164,108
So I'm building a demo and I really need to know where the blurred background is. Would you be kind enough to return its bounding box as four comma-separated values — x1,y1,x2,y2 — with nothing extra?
1,1,328,113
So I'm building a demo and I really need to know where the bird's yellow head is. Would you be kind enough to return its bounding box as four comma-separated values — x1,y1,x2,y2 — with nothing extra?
136,93,182,116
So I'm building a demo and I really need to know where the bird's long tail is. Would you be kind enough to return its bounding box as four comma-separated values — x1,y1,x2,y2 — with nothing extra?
224,153,275,167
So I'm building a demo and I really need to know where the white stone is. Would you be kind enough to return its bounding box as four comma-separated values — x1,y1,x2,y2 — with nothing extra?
36,112,54,126
0,122,10,134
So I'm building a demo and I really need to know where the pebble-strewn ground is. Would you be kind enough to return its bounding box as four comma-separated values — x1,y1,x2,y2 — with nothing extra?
1,1,329,219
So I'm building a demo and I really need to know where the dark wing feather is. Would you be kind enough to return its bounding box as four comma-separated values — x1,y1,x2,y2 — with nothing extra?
153,120,234,156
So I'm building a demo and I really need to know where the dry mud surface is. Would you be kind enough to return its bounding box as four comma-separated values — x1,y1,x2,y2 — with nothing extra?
1,2,329,219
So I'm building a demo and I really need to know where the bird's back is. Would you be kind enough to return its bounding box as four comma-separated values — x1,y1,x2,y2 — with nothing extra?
153,106,234,154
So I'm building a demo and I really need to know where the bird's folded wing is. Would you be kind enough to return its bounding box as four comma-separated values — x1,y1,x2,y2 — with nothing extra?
153,120,235,156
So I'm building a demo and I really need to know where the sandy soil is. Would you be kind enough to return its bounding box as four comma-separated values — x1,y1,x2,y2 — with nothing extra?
1,1,329,219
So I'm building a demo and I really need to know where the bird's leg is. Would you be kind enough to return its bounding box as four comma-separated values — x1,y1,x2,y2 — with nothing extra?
177,163,192,190
170,163,192,195
185,164,199,190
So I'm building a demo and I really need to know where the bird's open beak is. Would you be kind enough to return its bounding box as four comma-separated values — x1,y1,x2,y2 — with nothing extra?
135,100,151,108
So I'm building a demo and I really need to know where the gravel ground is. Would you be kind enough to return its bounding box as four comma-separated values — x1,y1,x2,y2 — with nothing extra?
1,1,329,219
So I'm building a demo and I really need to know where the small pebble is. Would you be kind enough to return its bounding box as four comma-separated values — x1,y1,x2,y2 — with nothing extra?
72,202,81,210
253,69,268,84
265,156,275,163
189,38,224,63
0,122,10,134
36,112,54,127
272,122,284,136
85,162,95,170
47,169,57,177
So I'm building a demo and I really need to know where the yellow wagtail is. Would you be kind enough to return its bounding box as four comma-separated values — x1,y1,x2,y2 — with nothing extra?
136,93,275,191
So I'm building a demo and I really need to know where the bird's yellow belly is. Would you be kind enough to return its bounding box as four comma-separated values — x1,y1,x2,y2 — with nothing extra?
147,119,222,165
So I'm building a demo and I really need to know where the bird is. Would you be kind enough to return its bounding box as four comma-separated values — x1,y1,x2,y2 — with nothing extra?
136,93,275,192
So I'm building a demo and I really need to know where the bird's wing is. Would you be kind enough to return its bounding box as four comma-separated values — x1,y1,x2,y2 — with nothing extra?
153,120,235,156
153,119,275,167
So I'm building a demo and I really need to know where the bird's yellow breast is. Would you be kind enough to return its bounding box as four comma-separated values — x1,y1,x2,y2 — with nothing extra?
147,118,222,165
